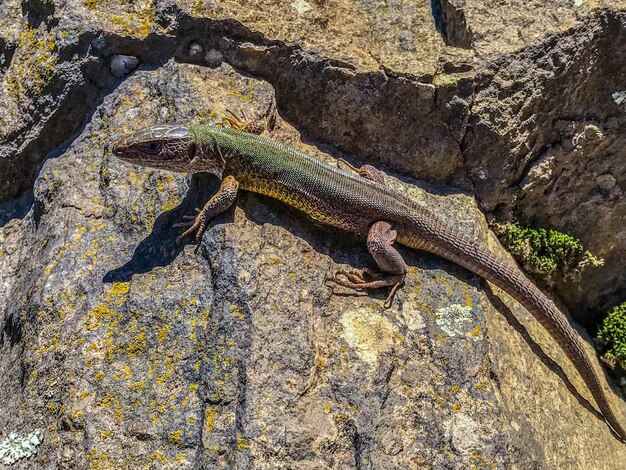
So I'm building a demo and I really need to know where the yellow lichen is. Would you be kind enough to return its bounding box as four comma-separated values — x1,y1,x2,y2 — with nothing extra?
149,450,166,464
156,323,171,343
236,433,250,450
6,25,57,99
108,282,130,296
169,430,183,445
231,304,245,319
204,408,217,432
114,397,124,423
129,381,145,392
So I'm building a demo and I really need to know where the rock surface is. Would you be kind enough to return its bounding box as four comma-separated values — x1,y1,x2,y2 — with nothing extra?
1,0,626,468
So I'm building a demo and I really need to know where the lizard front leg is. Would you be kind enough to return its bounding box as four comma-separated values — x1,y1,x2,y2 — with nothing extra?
174,175,239,247
333,221,407,307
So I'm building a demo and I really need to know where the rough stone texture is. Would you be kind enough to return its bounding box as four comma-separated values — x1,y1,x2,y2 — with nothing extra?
2,0,626,468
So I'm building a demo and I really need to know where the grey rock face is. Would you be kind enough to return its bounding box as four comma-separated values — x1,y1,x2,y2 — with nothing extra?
1,0,626,468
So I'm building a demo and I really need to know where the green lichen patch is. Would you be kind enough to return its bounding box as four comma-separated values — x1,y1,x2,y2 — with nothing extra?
435,304,473,337
0,429,43,465
492,222,603,281
597,302,626,370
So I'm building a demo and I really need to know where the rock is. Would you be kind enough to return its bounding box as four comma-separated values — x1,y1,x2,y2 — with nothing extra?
1,0,626,468
109,55,139,78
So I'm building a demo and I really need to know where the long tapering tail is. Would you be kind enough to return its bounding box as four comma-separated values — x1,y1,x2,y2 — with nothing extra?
401,213,626,442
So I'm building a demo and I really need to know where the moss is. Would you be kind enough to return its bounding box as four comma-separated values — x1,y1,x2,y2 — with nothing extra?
597,302,626,369
493,222,603,279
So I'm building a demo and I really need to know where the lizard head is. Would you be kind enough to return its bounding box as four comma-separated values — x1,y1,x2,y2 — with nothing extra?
113,125,221,174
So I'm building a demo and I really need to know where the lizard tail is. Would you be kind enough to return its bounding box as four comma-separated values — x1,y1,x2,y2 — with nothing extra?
400,214,626,442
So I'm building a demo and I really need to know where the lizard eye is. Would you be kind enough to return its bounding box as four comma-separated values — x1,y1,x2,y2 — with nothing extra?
142,142,162,154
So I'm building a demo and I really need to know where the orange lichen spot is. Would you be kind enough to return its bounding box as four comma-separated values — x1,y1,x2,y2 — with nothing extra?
189,383,199,392
452,402,461,413
93,371,104,381
101,430,110,439
470,325,482,337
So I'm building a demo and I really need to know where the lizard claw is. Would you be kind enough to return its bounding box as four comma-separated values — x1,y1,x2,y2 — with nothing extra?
329,270,405,308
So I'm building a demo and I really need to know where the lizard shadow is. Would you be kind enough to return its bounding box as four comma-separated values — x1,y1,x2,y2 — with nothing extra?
103,173,222,283
483,283,602,420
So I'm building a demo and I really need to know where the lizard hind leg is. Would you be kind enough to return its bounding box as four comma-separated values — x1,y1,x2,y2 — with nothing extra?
221,100,277,135
332,221,407,308
337,159,386,185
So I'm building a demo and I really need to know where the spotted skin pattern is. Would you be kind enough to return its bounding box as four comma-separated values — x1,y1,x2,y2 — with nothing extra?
112,122,626,443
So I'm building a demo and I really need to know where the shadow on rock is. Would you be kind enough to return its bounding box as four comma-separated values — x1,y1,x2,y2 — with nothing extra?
103,173,222,283
484,283,602,421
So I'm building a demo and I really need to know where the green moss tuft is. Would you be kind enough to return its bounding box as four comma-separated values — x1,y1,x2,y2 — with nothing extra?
493,222,603,278
598,302,626,369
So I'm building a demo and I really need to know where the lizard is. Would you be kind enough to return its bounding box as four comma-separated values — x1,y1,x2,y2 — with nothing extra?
111,111,626,443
